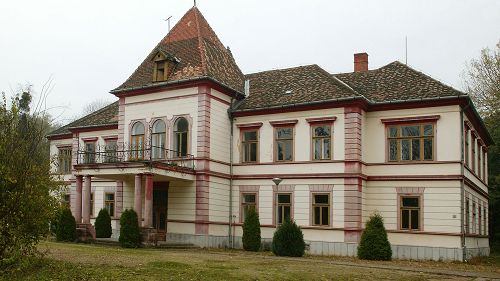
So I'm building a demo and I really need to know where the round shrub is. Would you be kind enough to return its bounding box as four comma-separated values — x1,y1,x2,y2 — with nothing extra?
56,208,76,242
119,209,141,248
242,208,261,251
95,209,112,238
272,219,305,257
357,213,392,260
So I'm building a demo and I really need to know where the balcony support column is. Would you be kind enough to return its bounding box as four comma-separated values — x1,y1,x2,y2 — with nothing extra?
82,175,92,224
144,174,153,228
74,175,83,223
134,174,143,226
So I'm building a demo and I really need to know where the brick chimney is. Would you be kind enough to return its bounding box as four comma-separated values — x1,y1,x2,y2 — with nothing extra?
354,53,368,72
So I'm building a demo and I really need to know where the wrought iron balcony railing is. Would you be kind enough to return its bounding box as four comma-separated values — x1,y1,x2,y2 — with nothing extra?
76,144,194,170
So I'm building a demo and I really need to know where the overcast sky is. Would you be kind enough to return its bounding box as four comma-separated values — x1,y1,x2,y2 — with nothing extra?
1,0,499,124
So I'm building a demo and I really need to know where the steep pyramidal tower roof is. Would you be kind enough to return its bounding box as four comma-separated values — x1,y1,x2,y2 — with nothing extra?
112,7,244,93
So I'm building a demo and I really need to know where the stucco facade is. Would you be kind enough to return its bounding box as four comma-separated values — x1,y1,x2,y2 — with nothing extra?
47,6,492,261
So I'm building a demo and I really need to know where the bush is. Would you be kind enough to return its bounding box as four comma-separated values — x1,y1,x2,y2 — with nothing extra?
94,209,112,238
357,213,392,260
242,208,261,251
56,208,76,242
272,218,305,257
119,209,141,248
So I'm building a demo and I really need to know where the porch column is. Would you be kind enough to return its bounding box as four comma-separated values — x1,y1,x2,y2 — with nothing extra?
82,175,92,224
143,174,153,228
134,174,142,226
74,175,83,223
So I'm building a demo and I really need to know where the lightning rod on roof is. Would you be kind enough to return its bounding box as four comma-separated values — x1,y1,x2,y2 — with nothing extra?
405,36,408,65
165,16,172,32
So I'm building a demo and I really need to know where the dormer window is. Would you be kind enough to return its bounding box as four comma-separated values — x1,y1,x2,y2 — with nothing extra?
152,51,177,82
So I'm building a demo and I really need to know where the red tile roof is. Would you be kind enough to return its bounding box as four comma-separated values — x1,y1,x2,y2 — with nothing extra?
112,7,244,94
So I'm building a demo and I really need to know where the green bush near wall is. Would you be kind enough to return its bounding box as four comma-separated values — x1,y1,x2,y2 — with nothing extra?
242,208,261,251
95,209,112,238
119,209,141,248
56,209,76,242
357,213,392,260
272,219,305,257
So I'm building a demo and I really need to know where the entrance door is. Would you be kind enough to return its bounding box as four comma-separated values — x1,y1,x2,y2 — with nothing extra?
152,182,168,233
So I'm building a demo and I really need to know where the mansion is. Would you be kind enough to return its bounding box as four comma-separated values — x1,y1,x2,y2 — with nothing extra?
48,6,492,261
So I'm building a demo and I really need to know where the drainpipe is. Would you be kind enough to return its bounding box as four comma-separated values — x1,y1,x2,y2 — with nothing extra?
228,96,235,249
460,99,471,262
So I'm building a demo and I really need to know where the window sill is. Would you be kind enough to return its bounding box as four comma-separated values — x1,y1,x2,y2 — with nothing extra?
385,161,436,164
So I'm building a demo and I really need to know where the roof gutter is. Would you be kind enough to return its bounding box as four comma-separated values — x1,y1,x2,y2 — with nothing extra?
232,96,368,113
110,76,245,99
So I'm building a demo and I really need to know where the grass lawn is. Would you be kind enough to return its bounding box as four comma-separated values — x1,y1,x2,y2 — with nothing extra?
1,241,499,281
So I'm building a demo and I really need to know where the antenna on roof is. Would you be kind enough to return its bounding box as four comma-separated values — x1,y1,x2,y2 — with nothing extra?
194,0,197,6
165,16,172,32
405,36,408,65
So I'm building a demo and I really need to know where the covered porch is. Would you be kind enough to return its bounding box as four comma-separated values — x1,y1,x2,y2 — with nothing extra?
72,161,195,242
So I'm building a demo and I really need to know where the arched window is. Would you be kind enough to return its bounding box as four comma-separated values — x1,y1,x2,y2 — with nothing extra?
174,117,188,157
152,120,166,159
131,122,145,160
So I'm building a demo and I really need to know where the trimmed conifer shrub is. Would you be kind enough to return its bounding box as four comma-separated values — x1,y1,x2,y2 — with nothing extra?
119,209,141,248
272,218,305,257
357,213,392,260
242,208,261,251
56,208,76,242
95,209,112,238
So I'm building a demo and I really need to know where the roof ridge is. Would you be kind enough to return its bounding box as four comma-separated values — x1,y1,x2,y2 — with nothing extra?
64,101,118,129
245,64,319,76
194,7,208,76
391,61,467,96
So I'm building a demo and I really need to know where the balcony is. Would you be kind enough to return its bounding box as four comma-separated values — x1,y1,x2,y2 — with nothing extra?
76,144,195,171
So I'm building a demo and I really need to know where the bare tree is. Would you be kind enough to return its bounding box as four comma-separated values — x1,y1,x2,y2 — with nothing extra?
462,41,500,117
81,98,112,116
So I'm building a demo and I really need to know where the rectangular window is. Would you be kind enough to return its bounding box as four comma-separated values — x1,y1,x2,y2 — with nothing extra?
241,193,257,222
276,193,292,225
482,150,487,180
312,193,330,226
471,135,476,173
464,128,469,166
478,148,482,180
472,202,477,234
58,147,72,174
105,193,115,217
465,198,470,234
400,196,420,230
483,206,487,235
388,124,434,162
242,130,258,163
84,142,96,164
104,140,117,163
478,203,482,235
275,127,293,161
312,125,332,160
62,194,70,208
90,193,94,217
